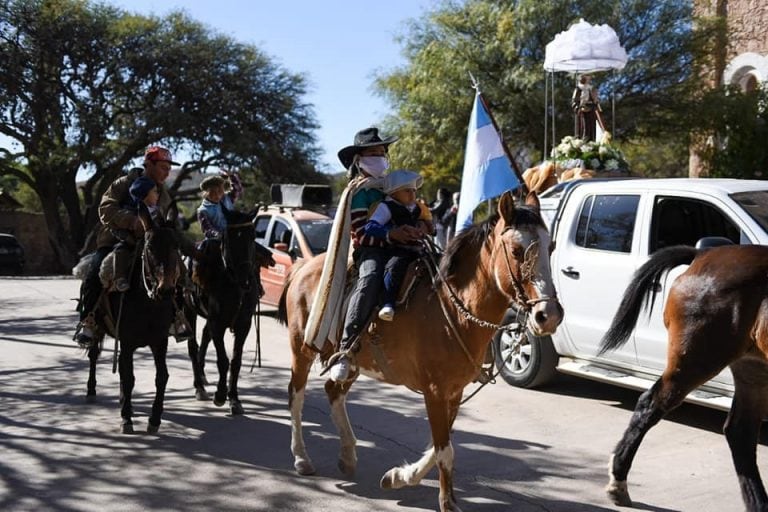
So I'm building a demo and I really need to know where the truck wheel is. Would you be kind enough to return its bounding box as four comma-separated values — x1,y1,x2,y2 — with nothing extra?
493,310,558,389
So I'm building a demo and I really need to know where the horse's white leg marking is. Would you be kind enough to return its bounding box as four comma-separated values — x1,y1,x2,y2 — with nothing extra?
436,444,461,512
606,453,631,506
291,387,315,475
381,447,437,489
329,389,357,475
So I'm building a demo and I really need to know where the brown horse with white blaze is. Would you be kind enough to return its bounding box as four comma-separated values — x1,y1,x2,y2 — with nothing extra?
599,244,768,511
278,191,563,512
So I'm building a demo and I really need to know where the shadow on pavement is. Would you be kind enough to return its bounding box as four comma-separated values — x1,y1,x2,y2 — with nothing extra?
1,330,624,512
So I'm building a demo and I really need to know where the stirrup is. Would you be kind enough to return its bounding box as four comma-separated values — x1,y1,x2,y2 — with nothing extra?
320,350,354,376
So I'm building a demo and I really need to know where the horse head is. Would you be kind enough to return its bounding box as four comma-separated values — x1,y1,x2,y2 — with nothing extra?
493,191,563,336
222,208,258,291
138,202,181,300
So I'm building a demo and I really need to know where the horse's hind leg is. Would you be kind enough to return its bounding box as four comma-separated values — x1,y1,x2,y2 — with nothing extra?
118,347,136,434
290,341,316,475
187,337,209,401
85,343,101,402
724,359,768,511
209,323,230,407
185,311,208,401
607,325,732,506
147,339,169,434
325,376,359,477
198,323,212,386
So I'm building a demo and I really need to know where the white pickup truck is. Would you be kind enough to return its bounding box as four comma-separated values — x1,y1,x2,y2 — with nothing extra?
493,178,768,410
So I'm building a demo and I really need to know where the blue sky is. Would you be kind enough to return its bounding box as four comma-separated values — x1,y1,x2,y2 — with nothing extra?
106,0,437,173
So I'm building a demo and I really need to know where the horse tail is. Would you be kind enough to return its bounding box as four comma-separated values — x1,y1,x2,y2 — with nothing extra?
598,245,698,356
277,279,290,326
277,260,306,326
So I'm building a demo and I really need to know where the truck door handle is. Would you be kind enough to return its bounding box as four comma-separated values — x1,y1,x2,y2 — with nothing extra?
561,266,580,279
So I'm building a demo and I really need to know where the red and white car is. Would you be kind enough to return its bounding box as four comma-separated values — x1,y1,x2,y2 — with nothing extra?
254,188,334,306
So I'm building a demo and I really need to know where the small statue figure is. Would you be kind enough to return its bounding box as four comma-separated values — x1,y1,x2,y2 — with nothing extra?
572,74,604,141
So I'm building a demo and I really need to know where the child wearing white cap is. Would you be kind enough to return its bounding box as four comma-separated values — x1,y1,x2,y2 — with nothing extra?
363,170,433,321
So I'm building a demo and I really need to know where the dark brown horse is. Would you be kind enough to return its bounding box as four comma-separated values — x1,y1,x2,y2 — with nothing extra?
599,244,768,512
278,191,563,512
84,204,184,434
186,208,273,415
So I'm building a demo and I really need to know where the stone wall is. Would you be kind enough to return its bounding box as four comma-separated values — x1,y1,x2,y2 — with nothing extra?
726,0,768,57
0,211,58,274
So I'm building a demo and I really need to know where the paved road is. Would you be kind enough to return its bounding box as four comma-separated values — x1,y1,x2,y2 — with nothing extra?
1,277,764,511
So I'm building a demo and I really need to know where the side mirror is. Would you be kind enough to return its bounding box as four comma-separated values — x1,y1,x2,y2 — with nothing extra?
695,236,734,249
274,242,289,252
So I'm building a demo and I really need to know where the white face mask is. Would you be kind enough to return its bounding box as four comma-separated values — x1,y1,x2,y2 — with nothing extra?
357,156,389,178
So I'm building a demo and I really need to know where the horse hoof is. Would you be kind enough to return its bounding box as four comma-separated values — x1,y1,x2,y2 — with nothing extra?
195,388,210,401
147,423,160,434
230,401,244,415
606,480,632,507
294,459,316,476
213,392,227,407
440,498,463,512
337,458,356,478
380,468,404,490
120,422,134,434
85,393,97,404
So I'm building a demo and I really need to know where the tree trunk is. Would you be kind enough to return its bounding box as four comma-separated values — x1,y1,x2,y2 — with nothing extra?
36,174,79,272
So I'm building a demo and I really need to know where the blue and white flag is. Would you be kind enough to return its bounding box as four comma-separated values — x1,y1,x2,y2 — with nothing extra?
456,92,520,233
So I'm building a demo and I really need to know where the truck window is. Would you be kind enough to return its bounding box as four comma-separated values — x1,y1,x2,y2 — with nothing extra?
650,197,741,252
575,194,640,253
254,216,270,241
269,220,293,249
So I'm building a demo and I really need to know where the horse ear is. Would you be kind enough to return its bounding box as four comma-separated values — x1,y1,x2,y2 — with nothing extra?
138,202,155,232
524,191,540,212
497,190,516,224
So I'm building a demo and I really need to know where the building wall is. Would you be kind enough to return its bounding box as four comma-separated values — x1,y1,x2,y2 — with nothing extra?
726,0,768,57
720,0,768,90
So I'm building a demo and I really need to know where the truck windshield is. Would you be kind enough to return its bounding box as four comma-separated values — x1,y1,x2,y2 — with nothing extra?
731,191,768,235
298,219,333,254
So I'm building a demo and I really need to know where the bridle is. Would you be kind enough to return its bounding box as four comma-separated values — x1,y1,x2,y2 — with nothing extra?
426,225,555,331
420,222,558,403
140,230,178,301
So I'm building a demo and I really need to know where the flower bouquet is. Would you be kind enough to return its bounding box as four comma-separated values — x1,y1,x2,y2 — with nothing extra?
550,133,630,174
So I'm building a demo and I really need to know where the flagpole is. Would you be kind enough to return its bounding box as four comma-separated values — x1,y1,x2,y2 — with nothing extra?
468,73,527,194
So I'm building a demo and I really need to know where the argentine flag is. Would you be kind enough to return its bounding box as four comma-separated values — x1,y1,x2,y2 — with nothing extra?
456,92,520,233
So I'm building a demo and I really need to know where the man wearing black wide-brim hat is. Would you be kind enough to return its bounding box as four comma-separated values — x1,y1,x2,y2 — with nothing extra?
323,127,422,382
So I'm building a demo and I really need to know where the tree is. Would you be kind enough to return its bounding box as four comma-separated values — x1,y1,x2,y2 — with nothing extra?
696,85,768,179
375,0,718,194
0,0,322,270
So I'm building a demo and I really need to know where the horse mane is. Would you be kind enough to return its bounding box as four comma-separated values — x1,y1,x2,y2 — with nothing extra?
438,205,546,280
192,240,223,289
224,207,255,227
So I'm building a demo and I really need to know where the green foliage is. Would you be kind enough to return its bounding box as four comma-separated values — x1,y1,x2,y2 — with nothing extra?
0,0,323,268
698,85,768,179
620,138,690,178
375,0,718,191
